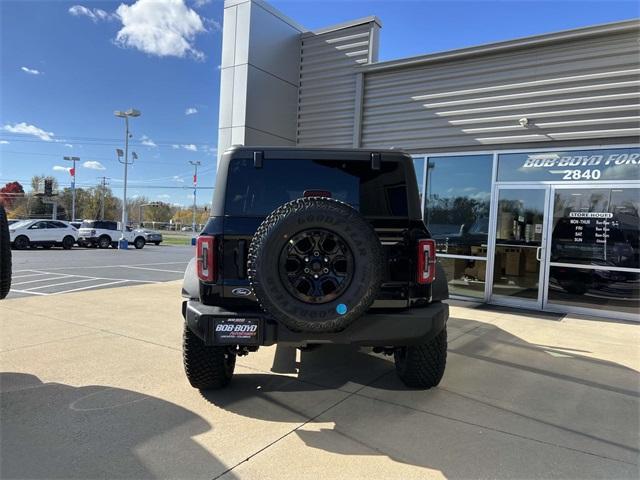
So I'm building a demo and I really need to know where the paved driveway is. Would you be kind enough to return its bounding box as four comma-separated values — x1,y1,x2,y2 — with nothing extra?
1,283,638,479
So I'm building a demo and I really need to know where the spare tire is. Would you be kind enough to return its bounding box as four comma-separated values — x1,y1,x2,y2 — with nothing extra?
248,197,384,333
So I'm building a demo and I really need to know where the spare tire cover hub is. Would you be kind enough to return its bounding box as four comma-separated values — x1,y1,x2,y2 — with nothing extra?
248,197,384,333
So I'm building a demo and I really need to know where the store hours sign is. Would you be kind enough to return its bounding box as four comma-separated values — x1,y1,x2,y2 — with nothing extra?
497,147,640,182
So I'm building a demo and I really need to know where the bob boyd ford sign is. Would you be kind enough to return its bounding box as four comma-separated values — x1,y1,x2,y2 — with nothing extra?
497,147,640,182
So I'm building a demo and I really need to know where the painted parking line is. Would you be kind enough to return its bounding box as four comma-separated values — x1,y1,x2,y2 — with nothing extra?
27,278,99,291
13,261,189,273
7,288,48,296
11,272,52,279
123,266,186,273
50,280,129,295
12,276,72,286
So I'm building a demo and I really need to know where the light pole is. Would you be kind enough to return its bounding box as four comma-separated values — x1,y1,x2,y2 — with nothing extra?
189,160,201,233
114,108,141,249
63,156,79,221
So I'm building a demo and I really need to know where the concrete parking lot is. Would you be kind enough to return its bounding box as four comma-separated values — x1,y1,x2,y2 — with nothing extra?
8,245,193,298
1,281,638,479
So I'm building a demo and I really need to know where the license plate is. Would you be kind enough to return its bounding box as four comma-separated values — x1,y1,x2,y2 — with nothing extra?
214,317,260,344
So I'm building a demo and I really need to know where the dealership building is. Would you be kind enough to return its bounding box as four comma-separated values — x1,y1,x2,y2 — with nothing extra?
217,0,640,321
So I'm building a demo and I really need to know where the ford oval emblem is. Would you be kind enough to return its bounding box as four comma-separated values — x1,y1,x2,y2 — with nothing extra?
232,287,252,296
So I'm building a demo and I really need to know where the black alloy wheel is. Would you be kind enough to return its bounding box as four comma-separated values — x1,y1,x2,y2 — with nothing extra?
13,236,29,250
62,236,75,250
279,229,354,304
98,236,111,249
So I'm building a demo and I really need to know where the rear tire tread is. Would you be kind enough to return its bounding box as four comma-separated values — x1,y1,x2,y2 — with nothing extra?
395,327,447,389
183,325,235,389
0,206,11,299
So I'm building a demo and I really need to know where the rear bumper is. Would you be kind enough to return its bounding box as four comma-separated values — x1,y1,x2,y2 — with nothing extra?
182,300,448,347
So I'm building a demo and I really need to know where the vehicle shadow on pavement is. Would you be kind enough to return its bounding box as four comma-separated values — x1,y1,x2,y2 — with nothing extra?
0,372,235,480
201,318,639,477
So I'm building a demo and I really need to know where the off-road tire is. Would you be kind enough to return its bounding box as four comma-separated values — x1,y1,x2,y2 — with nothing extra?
0,206,11,299
134,236,145,249
394,326,447,389
98,235,111,249
183,324,235,389
13,235,29,250
248,197,384,333
62,236,75,250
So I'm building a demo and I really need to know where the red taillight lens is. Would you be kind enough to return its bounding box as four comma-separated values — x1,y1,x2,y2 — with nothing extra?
196,235,216,282
417,239,436,284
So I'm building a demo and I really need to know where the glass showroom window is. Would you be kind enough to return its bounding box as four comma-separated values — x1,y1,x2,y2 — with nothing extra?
424,154,493,298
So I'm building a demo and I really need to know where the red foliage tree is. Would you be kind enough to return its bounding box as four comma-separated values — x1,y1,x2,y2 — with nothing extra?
0,181,25,208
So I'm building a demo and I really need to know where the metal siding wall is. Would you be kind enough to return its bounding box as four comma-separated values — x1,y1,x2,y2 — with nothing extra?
360,31,640,152
297,24,374,147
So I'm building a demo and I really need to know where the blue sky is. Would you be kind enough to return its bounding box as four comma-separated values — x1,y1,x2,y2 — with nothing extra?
1,0,638,207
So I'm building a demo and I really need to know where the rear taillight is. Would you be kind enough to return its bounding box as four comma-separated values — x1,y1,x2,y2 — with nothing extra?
196,235,216,283
417,239,436,284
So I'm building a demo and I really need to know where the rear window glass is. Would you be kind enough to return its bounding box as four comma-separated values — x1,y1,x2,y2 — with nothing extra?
225,158,409,217
81,220,117,230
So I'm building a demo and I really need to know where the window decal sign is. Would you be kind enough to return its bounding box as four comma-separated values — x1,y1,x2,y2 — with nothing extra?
497,148,640,182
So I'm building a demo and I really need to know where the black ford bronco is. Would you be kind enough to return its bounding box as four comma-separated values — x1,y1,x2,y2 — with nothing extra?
181,147,449,390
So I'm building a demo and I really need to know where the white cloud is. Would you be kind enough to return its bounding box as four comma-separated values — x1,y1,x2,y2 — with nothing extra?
53,165,70,172
182,144,197,151
157,194,171,199
3,122,54,141
173,175,185,183
83,160,106,170
68,5,117,22
64,143,73,148
21,66,41,75
205,18,221,32
193,0,211,7
185,107,198,115
171,144,180,149
0,140,9,145
140,135,157,147
115,0,206,60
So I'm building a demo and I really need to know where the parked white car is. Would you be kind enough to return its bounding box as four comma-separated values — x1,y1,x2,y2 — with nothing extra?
77,220,146,249
9,219,78,250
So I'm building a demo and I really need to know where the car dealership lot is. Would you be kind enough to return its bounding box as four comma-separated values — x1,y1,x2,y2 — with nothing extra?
1,282,638,480
7,245,193,298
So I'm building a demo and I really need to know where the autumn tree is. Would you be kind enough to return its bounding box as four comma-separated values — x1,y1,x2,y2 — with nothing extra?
0,181,24,209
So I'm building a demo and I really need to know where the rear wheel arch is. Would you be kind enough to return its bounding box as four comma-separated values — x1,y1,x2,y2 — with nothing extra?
62,235,75,250
97,235,111,248
13,235,30,249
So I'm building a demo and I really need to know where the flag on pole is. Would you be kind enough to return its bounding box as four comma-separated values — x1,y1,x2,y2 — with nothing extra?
69,167,75,177
193,174,197,185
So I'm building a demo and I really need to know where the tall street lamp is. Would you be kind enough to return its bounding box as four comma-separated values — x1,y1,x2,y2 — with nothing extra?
63,156,80,221
189,160,201,234
114,108,141,249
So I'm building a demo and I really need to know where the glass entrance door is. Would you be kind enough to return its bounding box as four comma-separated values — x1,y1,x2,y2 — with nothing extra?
544,186,640,320
489,186,550,308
